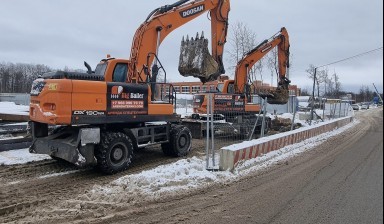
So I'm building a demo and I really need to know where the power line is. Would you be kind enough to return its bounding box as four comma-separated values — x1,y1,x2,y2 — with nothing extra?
316,47,383,69
308,47,382,124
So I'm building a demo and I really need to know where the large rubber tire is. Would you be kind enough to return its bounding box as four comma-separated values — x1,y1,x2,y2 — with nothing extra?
162,125,192,157
95,132,133,174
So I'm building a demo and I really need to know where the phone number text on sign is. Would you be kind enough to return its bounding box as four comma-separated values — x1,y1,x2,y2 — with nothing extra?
112,100,144,109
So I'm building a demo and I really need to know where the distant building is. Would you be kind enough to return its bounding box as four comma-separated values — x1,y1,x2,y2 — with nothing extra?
160,75,301,96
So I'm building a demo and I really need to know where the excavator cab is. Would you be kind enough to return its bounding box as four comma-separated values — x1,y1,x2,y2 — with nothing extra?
178,33,222,83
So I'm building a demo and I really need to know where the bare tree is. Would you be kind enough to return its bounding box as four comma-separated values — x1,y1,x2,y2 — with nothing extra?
300,88,311,96
324,68,335,97
306,64,322,97
306,65,338,98
333,71,342,97
226,22,262,82
266,48,278,85
0,62,52,93
0,63,10,93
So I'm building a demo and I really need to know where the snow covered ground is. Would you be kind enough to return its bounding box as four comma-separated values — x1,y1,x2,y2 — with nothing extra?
0,148,51,165
0,100,361,202
0,101,29,115
78,120,360,204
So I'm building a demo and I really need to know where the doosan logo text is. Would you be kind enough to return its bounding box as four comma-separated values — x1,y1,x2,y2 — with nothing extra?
180,5,205,18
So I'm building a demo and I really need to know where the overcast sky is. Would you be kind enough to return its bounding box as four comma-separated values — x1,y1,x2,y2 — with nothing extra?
0,0,383,93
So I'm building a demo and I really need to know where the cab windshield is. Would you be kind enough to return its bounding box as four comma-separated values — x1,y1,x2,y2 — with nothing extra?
95,62,108,76
217,83,224,92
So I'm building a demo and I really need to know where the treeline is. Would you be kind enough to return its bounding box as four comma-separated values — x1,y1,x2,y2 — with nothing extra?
0,62,86,93
0,62,52,93
355,85,381,103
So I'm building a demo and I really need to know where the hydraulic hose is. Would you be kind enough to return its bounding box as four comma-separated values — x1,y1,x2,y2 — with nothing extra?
159,0,189,13
146,0,189,21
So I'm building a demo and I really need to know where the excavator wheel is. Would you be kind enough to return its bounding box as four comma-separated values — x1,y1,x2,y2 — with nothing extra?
161,125,192,157
95,132,133,174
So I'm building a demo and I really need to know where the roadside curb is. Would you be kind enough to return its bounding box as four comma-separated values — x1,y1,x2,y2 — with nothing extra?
219,116,354,171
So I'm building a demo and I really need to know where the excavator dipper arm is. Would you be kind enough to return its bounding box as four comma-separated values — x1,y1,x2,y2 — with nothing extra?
128,0,230,84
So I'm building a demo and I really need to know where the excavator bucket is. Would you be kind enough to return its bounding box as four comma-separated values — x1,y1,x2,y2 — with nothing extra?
178,32,220,83
259,77,291,105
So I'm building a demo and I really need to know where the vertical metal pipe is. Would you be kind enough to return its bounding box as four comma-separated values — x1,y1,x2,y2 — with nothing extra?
211,94,215,167
261,98,267,137
291,97,297,131
343,103,347,117
322,101,325,120
205,94,210,169
249,109,263,141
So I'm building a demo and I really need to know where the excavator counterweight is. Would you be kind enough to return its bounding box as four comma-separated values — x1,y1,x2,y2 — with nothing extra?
178,33,220,83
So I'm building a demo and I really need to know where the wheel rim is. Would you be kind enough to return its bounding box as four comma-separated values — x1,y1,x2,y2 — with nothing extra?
178,134,188,149
110,143,127,165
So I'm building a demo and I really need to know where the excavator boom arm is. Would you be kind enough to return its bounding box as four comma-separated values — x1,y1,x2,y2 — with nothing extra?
129,0,230,83
234,27,290,94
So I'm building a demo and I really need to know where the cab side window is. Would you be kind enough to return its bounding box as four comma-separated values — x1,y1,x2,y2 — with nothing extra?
227,83,235,94
113,63,128,82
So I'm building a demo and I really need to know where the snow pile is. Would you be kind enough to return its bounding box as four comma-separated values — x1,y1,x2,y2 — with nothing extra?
0,101,29,115
77,119,358,205
0,148,51,165
85,157,234,204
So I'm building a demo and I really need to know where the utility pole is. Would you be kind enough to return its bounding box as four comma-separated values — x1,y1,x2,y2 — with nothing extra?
372,83,383,104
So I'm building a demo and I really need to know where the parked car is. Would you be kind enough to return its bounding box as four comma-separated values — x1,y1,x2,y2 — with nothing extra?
361,103,369,110
351,104,360,110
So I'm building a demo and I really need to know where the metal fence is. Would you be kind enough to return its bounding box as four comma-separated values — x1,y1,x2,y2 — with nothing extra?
265,95,297,114
322,102,354,119
202,95,354,170
203,93,272,169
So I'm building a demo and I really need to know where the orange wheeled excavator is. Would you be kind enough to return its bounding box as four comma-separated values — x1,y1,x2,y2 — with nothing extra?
190,27,291,136
29,0,230,174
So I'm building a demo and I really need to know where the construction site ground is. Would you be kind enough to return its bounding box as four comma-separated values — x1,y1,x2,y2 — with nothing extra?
0,108,382,223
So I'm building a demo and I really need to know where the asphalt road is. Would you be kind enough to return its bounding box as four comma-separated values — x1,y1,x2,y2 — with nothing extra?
111,108,383,224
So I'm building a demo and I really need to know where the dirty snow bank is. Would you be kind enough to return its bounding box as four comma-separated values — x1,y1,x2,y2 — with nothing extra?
81,119,359,206
0,148,51,165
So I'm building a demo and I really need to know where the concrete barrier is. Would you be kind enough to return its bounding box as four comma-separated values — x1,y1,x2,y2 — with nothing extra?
219,116,354,171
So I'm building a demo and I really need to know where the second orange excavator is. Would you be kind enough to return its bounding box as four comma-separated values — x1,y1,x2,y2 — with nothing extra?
193,27,291,117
